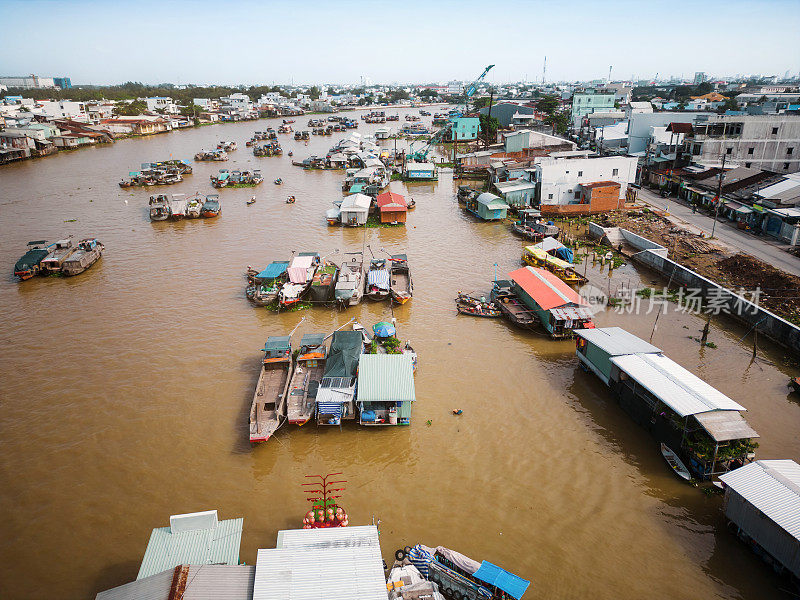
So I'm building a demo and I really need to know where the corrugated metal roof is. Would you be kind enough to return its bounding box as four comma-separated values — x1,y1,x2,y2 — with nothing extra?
609,353,747,417
476,192,508,208
574,327,661,356
720,460,800,542
357,354,416,403
341,193,372,211
96,565,255,600
137,517,243,579
694,410,759,442
509,266,585,310
532,237,566,253
254,527,388,600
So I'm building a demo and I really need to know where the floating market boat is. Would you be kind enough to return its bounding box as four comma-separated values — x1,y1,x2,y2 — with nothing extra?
279,253,319,307
168,194,187,220
309,260,339,303
286,334,327,425
247,260,290,306
201,194,221,218
185,194,204,218
522,246,587,286
40,239,76,274
61,238,103,276
210,169,230,188
14,240,50,280
194,149,228,161
148,194,171,221
217,141,237,151
249,336,292,443
316,331,362,425
661,443,692,481
455,293,501,318
365,258,390,301
389,254,413,304
491,280,539,329
334,252,365,307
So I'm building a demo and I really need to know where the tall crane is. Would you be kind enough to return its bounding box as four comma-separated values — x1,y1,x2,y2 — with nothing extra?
406,64,494,162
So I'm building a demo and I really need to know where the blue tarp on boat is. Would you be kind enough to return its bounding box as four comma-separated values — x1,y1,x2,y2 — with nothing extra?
367,269,389,290
256,261,290,279
472,561,530,599
554,246,573,263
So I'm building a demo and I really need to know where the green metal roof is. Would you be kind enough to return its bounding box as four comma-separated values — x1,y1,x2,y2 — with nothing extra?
357,354,416,403
137,517,243,579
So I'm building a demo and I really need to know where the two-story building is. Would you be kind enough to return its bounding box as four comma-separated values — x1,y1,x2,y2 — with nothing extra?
571,89,615,130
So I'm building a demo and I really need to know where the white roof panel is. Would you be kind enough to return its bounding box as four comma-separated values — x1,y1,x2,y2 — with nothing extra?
610,353,747,417
574,327,661,356
720,460,800,541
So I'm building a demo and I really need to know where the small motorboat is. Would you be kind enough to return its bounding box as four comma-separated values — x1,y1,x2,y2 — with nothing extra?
288,151,293,157
407,198,416,210
286,196,296,204
247,196,257,205
274,178,283,185
660,443,691,481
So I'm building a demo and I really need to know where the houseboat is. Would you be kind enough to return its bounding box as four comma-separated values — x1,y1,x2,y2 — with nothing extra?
575,327,759,480
249,336,293,443
466,192,509,221
522,246,587,286
40,239,76,274
490,280,538,329
508,267,594,338
149,194,171,221
201,194,221,218
334,252,365,307
403,161,437,181
286,333,327,426
194,149,228,161
316,331,363,426
357,354,416,426
247,261,289,306
61,238,104,276
365,258,390,301
309,260,339,303
389,254,412,304
279,253,319,307
185,194,204,218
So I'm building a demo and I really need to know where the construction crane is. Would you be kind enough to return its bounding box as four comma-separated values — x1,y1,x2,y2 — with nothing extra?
406,64,494,162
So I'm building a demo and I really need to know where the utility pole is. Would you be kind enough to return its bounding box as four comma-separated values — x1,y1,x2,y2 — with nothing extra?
711,153,726,239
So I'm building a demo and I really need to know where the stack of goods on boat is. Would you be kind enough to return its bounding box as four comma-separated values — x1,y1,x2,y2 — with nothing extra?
194,149,228,161
512,209,560,241
14,238,103,280
253,141,282,157
279,253,320,307
334,252,365,307
309,259,339,303
455,292,501,317
293,131,310,141
149,193,221,221
277,123,293,134
119,164,184,187
456,185,479,204
216,140,237,152
246,260,290,306
211,168,263,187
185,193,203,218
249,335,292,442
201,193,221,217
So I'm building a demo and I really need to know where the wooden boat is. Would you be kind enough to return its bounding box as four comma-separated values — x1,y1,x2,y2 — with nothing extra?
365,258,390,301
335,252,365,307
185,194,204,218
61,238,104,276
522,246,587,286
661,443,692,481
389,254,413,304
247,198,256,205
789,377,800,393
200,194,221,218
14,240,50,280
406,198,416,210
309,261,338,303
168,194,187,220
279,253,319,307
490,280,539,329
247,261,289,306
249,336,293,442
149,194,171,221
455,293,501,318
41,239,76,273
286,334,327,425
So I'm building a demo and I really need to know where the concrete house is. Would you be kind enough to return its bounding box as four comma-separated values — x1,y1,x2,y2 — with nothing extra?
571,89,615,129
451,117,480,141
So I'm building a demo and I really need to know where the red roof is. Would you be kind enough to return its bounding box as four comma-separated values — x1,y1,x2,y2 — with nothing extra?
508,266,587,310
376,191,407,212
580,181,621,189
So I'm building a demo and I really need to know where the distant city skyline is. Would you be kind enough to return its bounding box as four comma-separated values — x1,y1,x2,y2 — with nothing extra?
2,0,799,87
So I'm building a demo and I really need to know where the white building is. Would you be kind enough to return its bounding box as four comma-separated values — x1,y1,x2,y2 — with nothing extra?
447,81,464,95
33,100,88,121
532,154,638,206
220,93,254,118
142,97,178,115
0,75,56,89
193,98,220,111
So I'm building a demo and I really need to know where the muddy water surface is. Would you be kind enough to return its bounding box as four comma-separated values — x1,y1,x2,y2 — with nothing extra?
1,110,799,599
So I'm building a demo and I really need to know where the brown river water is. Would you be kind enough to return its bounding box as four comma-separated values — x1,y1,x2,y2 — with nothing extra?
1,109,799,599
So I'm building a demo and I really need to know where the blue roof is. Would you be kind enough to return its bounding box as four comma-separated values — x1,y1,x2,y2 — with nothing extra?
256,261,289,279
472,561,530,600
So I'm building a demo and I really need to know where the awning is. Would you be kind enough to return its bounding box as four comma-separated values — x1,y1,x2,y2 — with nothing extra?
694,410,759,442
367,269,389,290
256,261,289,279
287,255,314,283
735,206,753,214
317,402,343,418
472,561,530,600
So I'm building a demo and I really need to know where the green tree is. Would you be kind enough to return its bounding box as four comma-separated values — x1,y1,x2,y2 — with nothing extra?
180,104,204,117
115,100,148,116
472,96,492,109
695,81,713,95
544,111,569,134
536,95,560,115
479,114,500,143
419,88,438,99
720,97,738,112
308,86,321,100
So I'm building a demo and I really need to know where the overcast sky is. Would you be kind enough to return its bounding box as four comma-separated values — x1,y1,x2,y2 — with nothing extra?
2,0,799,86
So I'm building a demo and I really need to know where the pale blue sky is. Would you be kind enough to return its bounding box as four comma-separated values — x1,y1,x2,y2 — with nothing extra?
1,0,799,85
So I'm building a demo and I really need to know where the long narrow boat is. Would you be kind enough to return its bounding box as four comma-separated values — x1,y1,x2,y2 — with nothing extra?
61,238,104,276
309,260,339,304
490,279,539,329
14,240,50,280
455,293,501,318
201,194,221,218
335,252,365,307
249,336,293,443
279,253,319,307
149,194,171,221
661,443,692,481
286,334,327,425
41,239,76,274
389,254,413,304
365,258,390,301
522,246,587,286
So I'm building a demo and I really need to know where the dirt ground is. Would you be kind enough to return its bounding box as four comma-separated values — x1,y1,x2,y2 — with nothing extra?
582,211,800,323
